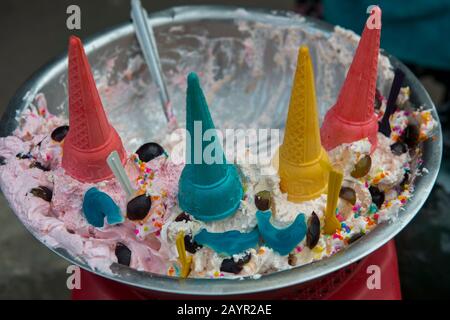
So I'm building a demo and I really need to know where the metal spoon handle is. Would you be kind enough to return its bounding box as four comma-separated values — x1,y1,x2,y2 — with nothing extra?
131,0,175,123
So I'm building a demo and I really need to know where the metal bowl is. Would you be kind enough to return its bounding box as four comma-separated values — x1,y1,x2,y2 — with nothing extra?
0,6,442,296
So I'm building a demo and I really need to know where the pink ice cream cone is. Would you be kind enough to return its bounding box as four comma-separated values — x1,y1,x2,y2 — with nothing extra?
62,36,126,183
320,6,382,153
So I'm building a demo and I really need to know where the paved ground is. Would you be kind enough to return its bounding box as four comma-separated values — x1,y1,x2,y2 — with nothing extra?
1,0,449,299
0,194,70,299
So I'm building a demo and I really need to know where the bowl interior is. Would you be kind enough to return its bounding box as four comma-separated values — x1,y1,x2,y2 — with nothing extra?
1,6,442,295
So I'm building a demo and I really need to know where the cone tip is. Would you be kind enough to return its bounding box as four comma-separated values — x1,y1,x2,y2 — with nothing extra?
298,45,312,64
69,35,82,48
299,45,309,56
187,72,200,88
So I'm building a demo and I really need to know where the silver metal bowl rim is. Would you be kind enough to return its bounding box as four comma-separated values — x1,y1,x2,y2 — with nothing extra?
1,5,443,296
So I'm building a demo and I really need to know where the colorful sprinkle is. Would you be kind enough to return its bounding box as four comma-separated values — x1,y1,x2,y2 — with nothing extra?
336,212,345,222
341,223,351,233
167,266,176,276
398,195,407,204
312,245,324,253
332,231,344,240
369,203,378,214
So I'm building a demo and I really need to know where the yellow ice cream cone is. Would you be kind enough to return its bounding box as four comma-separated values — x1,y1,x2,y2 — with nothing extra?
273,46,331,202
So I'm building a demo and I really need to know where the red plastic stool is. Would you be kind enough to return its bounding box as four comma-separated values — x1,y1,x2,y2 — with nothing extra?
72,240,401,300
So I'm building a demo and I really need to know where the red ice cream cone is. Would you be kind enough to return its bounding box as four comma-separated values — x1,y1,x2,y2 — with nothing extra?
321,6,382,153
62,36,126,183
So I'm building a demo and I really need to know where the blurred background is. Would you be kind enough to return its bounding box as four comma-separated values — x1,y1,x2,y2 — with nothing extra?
0,0,449,299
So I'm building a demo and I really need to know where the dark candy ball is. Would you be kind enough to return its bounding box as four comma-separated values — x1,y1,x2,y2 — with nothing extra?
115,242,132,266
126,194,151,221
135,142,165,162
254,190,271,211
51,125,69,142
30,186,53,202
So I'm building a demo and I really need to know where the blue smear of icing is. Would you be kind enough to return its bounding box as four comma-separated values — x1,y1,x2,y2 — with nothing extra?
82,187,124,228
194,228,260,256
256,210,307,256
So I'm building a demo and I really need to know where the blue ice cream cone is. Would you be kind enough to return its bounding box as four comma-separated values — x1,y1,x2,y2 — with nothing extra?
178,73,243,221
